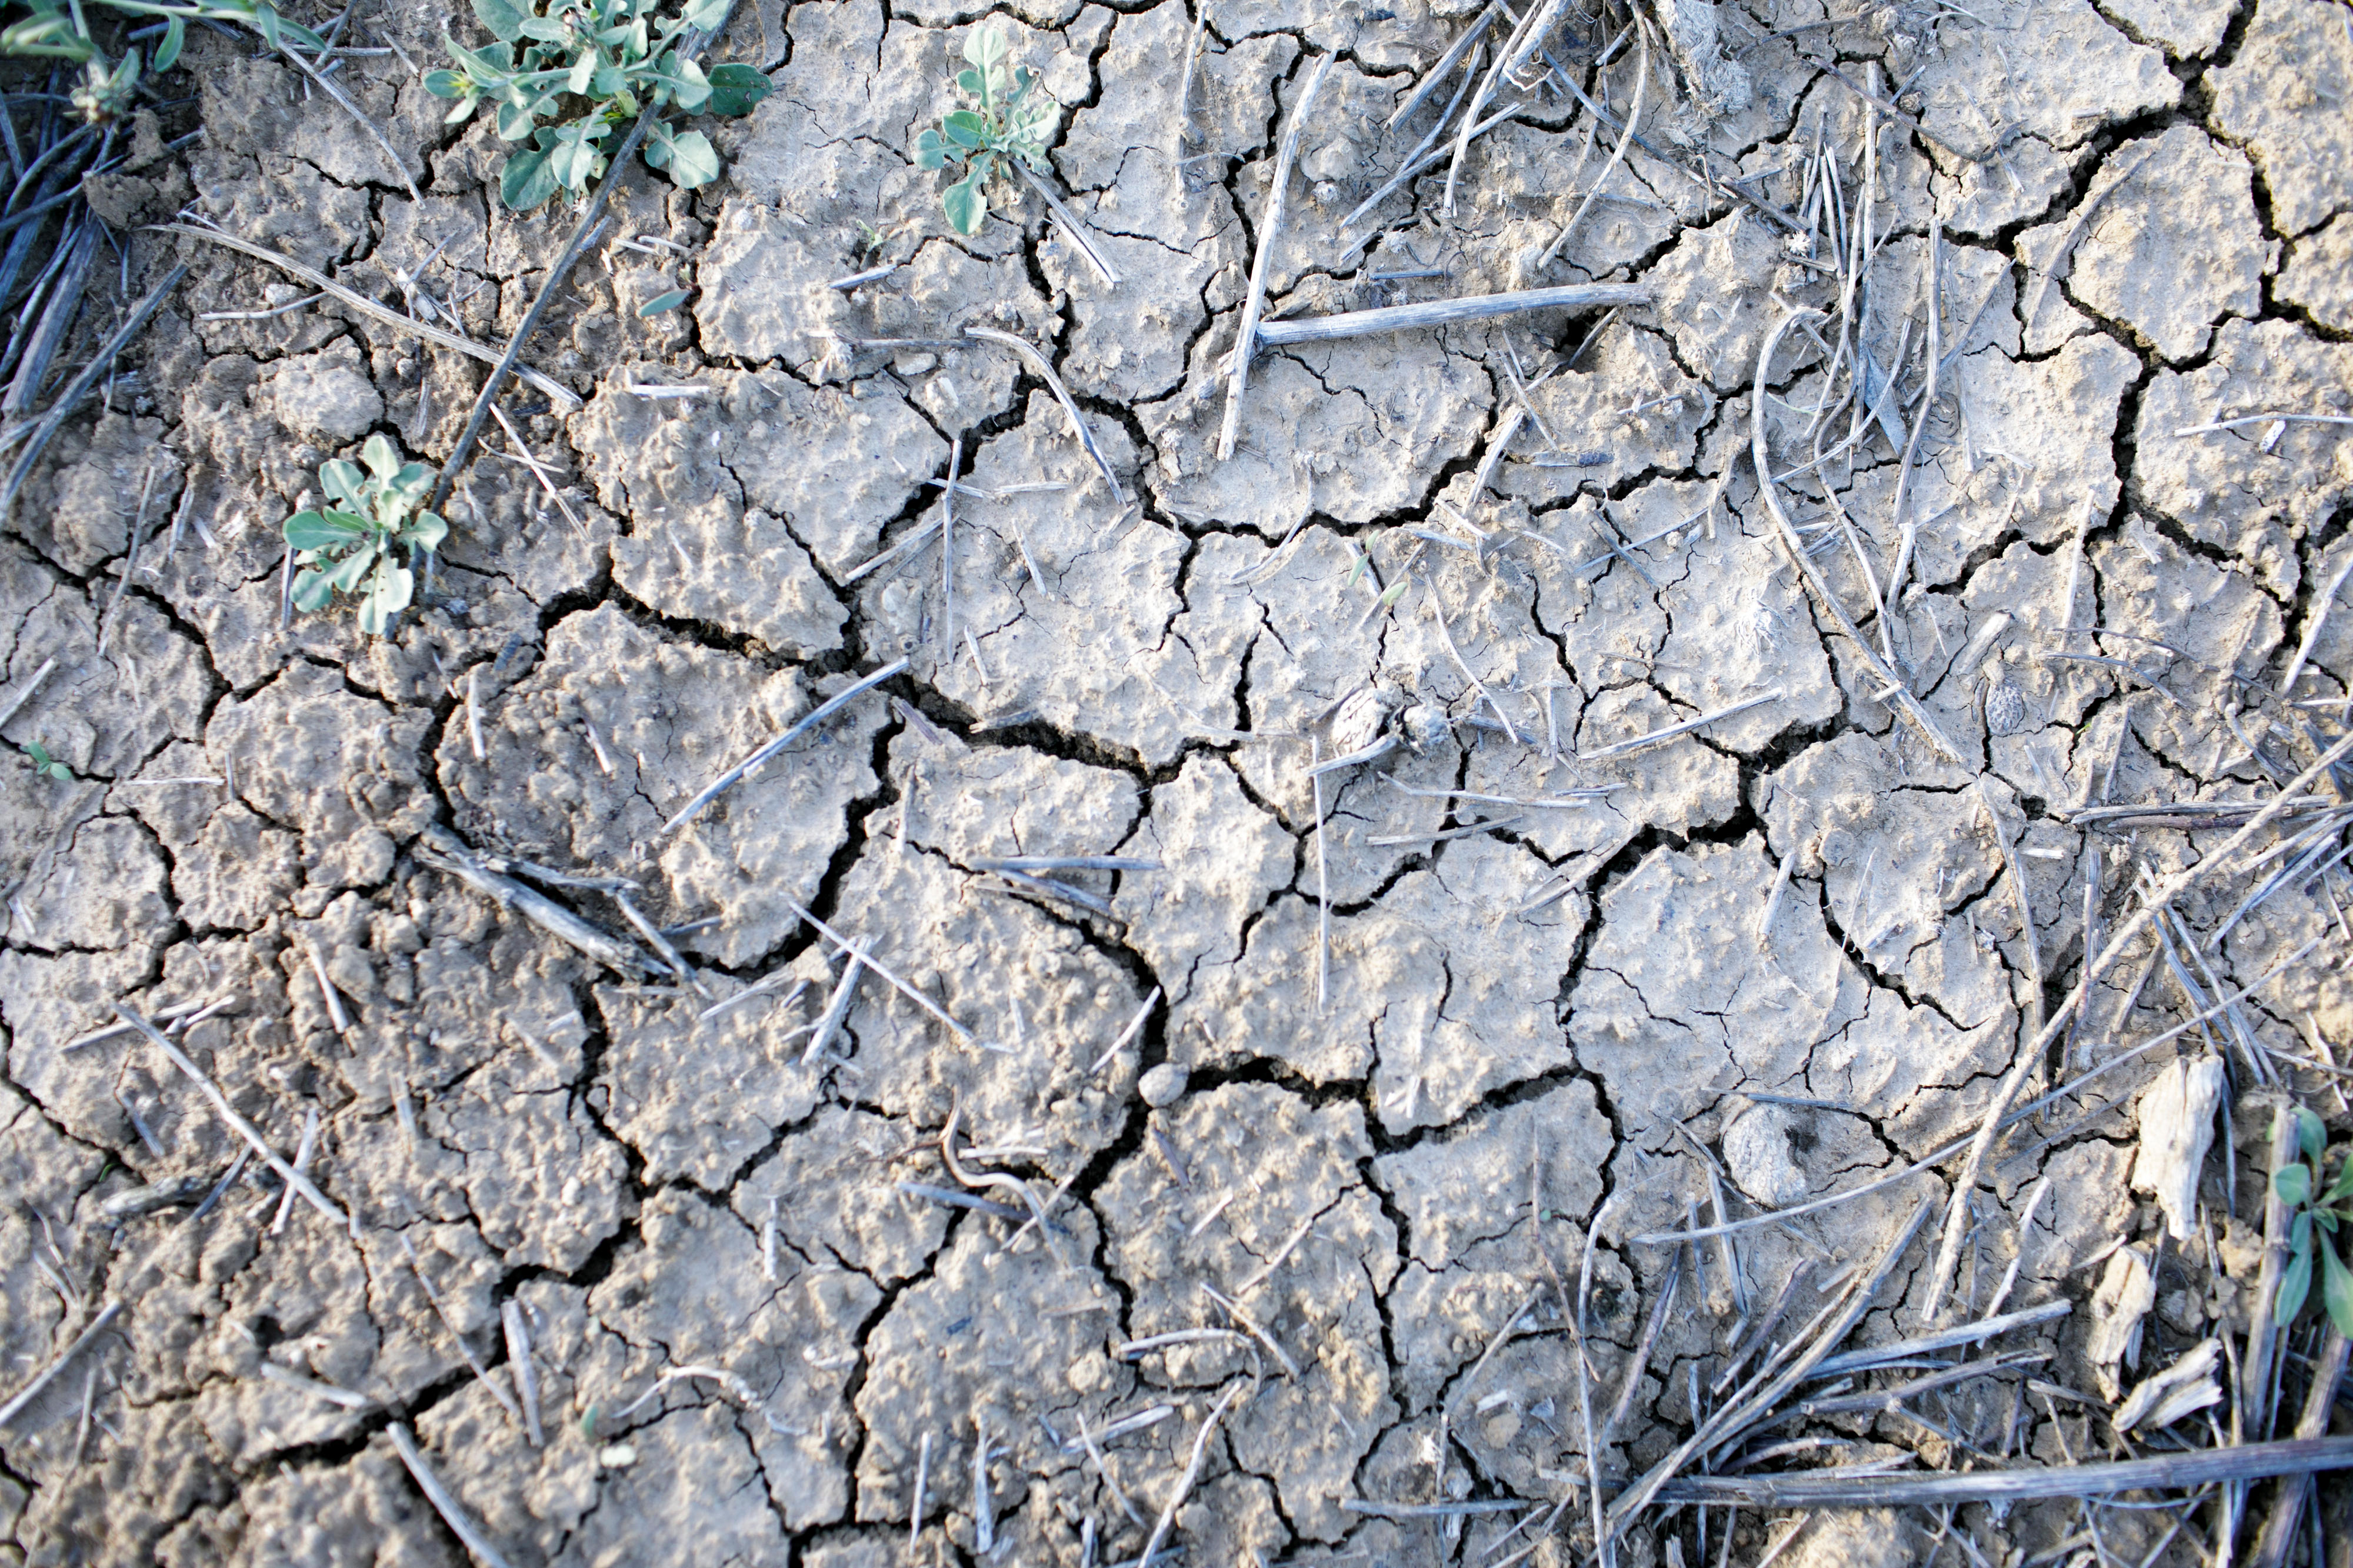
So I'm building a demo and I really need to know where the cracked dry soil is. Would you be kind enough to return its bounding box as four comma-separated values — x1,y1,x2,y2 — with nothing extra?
2,0,2351,1562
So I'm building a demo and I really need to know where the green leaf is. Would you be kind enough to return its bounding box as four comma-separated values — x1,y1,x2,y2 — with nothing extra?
702,61,770,116
955,66,982,98
446,38,516,81
361,433,400,480
403,510,448,553
2299,1106,2328,1164
914,127,958,171
514,13,568,41
681,0,727,31
284,509,368,551
646,50,710,111
291,565,337,612
252,0,279,50
664,128,719,188
154,15,183,71
329,544,380,593
2325,1155,2353,1203
962,25,1006,71
318,459,367,510
942,167,987,235
356,561,414,636
424,67,470,98
566,49,595,94
2325,1234,2353,1337
2277,1162,2314,1208
501,143,559,210
2278,1236,2314,1326
471,0,526,42
548,125,606,192
494,98,541,141
24,742,52,768
941,108,986,149
638,288,689,316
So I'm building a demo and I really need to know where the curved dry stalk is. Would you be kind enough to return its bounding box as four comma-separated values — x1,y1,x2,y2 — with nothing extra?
1534,30,1647,271
274,42,422,203
962,326,1125,501
1751,306,1964,765
1218,52,1334,463
151,224,578,409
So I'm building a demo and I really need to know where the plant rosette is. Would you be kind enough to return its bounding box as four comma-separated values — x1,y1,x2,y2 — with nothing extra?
915,25,1055,236
426,0,771,211
283,436,449,636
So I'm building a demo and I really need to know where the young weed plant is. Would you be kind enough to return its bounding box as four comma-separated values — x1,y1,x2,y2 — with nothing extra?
2273,1104,2353,1336
426,0,771,212
282,436,448,636
915,26,1052,236
1,0,323,124
19,741,71,782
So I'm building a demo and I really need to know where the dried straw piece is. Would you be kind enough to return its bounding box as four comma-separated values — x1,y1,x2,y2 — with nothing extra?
1255,282,1651,348
1219,53,1335,461
113,1007,348,1229
1654,1436,2353,1508
1015,164,1119,288
0,1301,121,1427
1386,2,1497,128
150,226,575,409
387,1423,517,1568
962,326,1124,502
416,825,655,976
1135,1383,1245,1568
662,658,909,833
0,266,187,525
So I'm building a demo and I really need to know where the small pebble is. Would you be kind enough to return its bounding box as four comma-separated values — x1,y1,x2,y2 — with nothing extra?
1138,1063,1188,1108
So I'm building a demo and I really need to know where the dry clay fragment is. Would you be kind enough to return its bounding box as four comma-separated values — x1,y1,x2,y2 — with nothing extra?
2047,122,2265,362
2279,213,2353,333
1099,1082,1399,1542
2210,0,2353,235
2129,1053,2224,1242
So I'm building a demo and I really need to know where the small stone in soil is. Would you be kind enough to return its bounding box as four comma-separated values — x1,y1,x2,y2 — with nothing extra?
1139,1062,1189,1107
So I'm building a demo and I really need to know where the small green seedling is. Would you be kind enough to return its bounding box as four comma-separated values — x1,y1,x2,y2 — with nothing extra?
0,0,321,124
915,26,1054,236
282,435,448,636
21,741,71,782
426,0,772,212
2272,1104,2353,1336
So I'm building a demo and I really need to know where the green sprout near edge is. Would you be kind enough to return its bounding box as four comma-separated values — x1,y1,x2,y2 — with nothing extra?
1,0,325,124
2273,1103,2353,1336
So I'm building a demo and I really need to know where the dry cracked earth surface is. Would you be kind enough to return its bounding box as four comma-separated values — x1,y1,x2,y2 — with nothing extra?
2,0,2352,1562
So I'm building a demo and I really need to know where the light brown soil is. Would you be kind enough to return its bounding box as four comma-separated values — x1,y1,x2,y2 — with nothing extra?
2,0,2350,1563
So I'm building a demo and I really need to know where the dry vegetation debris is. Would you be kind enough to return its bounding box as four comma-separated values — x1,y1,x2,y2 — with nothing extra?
1,0,2352,1563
